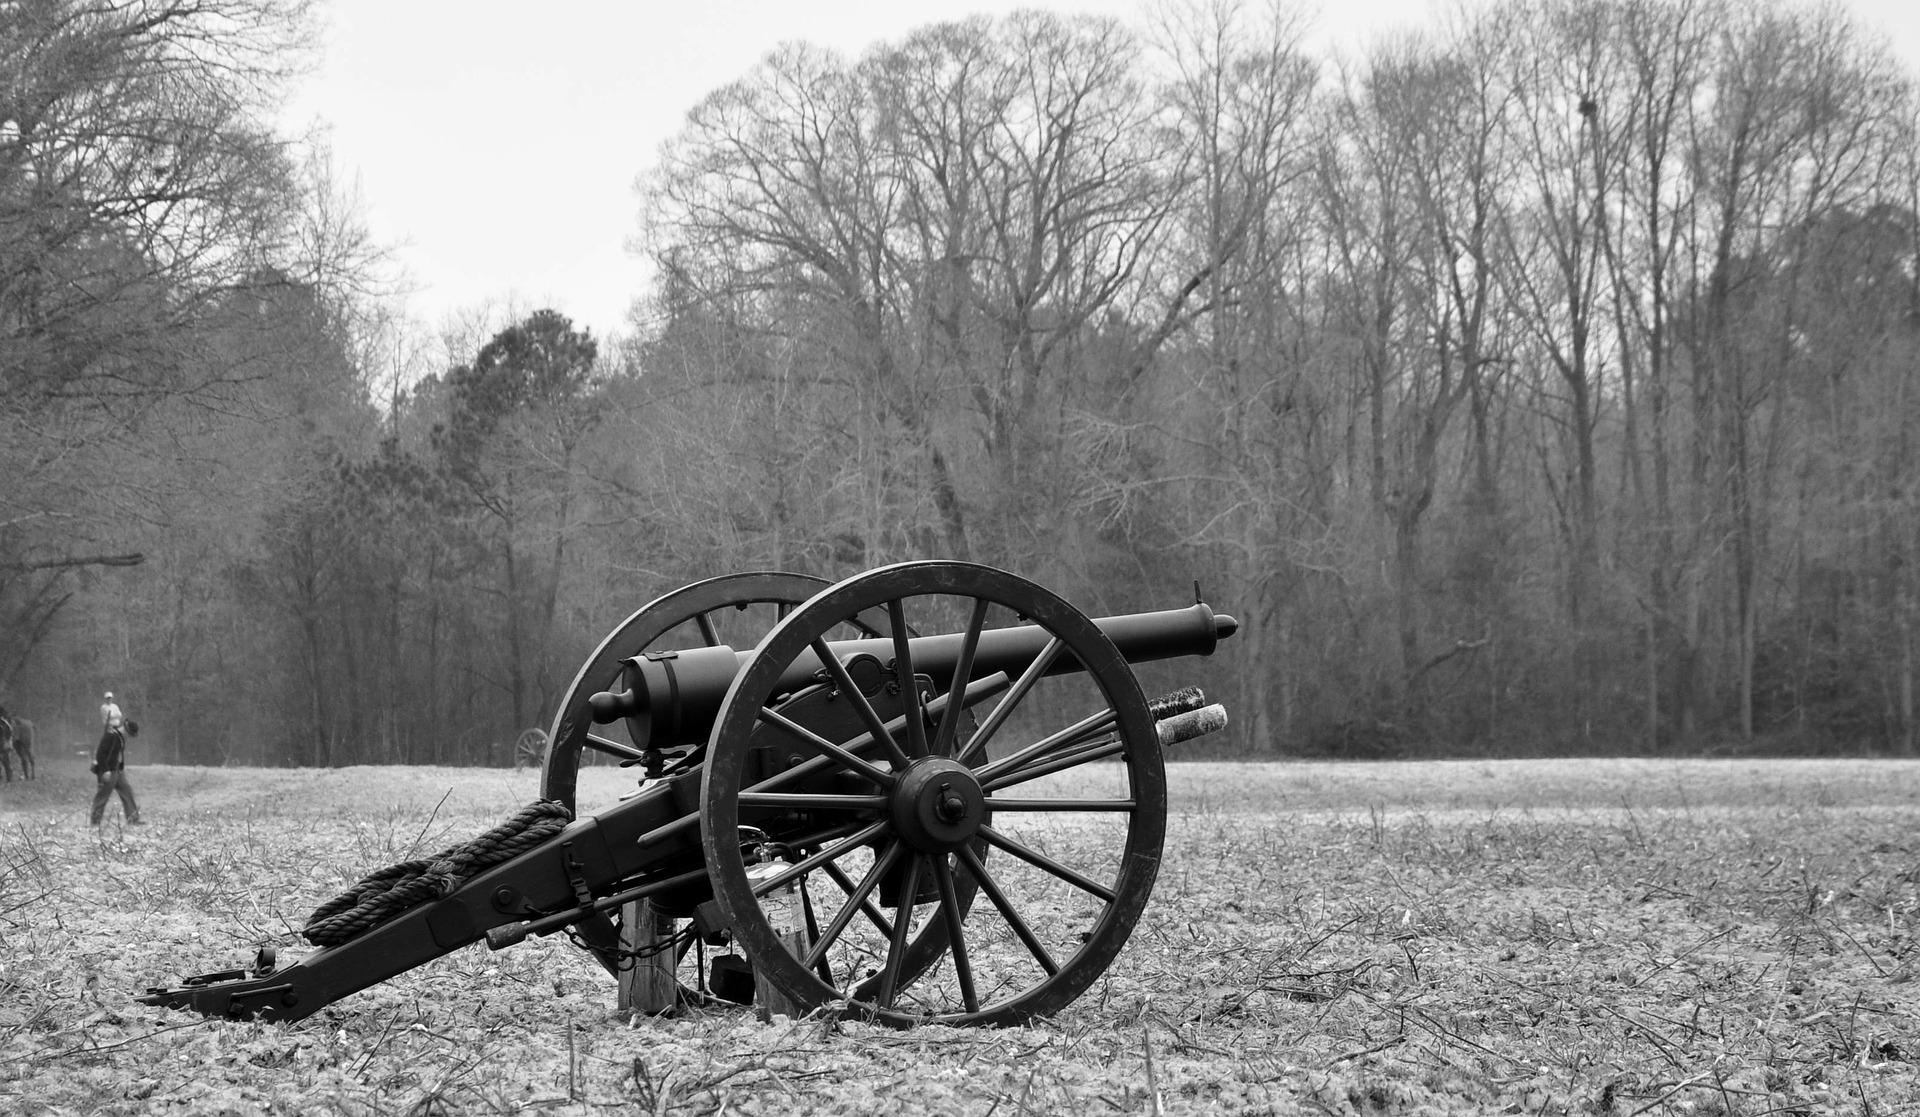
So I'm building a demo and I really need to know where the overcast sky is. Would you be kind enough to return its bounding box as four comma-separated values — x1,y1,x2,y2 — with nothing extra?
281,0,1920,346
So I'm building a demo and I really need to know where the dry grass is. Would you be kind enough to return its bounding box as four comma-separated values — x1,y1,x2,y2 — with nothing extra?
2,756,1916,1115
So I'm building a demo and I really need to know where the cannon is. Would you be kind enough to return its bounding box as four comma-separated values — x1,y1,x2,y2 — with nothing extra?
142,561,1235,1027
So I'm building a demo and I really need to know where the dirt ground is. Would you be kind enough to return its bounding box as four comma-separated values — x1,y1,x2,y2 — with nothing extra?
2,757,1915,1114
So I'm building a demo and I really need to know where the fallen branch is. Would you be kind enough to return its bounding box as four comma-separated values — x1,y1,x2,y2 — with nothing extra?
1,553,146,572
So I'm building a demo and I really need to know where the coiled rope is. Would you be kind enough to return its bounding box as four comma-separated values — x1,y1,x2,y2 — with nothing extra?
303,799,573,947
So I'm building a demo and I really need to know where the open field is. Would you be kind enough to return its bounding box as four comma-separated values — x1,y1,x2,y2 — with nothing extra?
2,757,1917,1115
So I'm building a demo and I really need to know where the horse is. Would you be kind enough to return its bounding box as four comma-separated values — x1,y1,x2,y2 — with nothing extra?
0,716,32,781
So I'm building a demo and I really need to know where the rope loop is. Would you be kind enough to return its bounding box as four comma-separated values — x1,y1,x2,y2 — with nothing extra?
303,799,572,947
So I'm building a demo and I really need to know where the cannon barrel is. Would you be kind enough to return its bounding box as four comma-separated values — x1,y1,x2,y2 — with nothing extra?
589,602,1237,750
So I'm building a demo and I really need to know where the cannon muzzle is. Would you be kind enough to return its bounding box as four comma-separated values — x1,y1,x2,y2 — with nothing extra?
589,603,1236,750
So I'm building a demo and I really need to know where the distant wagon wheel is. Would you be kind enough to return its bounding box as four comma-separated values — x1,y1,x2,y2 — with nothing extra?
541,573,891,980
513,728,548,769
701,561,1167,1027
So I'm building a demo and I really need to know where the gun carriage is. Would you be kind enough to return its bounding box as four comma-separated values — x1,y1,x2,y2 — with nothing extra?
143,561,1234,1027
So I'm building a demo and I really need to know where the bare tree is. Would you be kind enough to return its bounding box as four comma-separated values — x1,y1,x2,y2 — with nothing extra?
1594,0,1720,747
1,0,317,689
1090,0,1320,749
1320,37,1495,704
1679,3,1909,741
646,41,962,561
1493,0,1630,627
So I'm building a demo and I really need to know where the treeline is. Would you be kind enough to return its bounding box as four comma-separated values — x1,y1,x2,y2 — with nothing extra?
4,0,1918,764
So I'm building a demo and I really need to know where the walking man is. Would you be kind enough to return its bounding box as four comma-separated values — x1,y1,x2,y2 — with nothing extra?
92,691,142,825
0,705,33,780
11,717,33,780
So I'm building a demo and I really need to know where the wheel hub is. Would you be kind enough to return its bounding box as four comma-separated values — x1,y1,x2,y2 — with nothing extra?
890,758,986,852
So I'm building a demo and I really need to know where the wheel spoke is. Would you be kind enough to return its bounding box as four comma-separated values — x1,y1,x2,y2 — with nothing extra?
736,751,843,797
819,857,898,942
810,637,915,771
955,636,1065,768
874,854,924,1010
887,599,929,759
775,817,880,857
932,855,978,1014
977,824,1117,903
738,792,888,811
748,820,892,897
638,799,868,855
756,706,897,789
695,611,721,647
931,597,991,758
983,737,1125,793
583,733,647,762
806,841,903,969
982,797,1136,812
798,881,835,984
956,844,1058,977
737,676,1008,797
976,708,1117,785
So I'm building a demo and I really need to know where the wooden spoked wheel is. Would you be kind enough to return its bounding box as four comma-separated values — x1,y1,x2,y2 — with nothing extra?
513,728,549,769
541,571,887,975
700,561,1168,1026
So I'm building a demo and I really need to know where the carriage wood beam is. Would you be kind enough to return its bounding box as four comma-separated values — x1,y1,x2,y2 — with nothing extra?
139,777,699,1023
